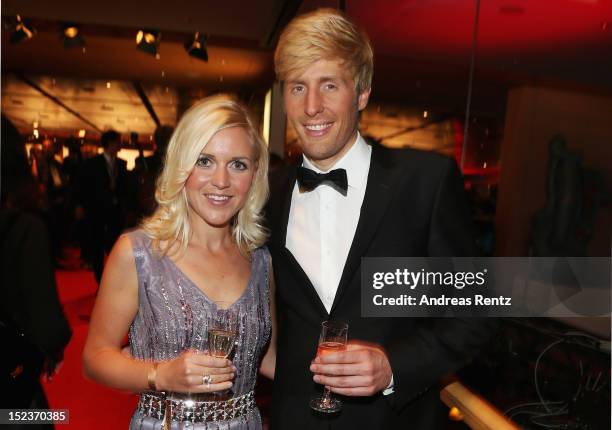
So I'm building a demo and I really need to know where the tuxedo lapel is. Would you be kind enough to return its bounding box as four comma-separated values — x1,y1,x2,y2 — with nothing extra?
270,162,329,318
281,248,329,318
330,145,402,314
270,165,296,250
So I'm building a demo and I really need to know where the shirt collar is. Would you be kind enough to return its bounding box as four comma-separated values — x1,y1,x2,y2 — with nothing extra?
302,132,371,190
103,152,114,165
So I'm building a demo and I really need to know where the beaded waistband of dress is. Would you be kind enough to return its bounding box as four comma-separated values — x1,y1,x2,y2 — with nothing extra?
137,390,256,423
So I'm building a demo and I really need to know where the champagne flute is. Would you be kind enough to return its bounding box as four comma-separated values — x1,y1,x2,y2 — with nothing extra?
310,320,348,413
206,301,239,399
207,301,238,359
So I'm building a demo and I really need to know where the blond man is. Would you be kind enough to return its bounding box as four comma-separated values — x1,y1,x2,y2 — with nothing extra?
267,8,492,429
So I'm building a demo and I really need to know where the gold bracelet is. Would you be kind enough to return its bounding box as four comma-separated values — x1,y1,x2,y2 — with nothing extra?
147,362,158,391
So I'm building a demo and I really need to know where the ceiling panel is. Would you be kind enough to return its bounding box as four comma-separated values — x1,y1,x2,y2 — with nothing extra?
1,0,282,42
2,75,178,136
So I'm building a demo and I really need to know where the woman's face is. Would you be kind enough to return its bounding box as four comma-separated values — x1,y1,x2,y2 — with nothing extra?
184,127,257,229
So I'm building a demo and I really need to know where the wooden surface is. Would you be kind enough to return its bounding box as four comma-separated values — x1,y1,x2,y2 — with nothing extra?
440,380,520,430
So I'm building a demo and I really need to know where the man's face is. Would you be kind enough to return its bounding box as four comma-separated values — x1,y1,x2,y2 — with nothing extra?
106,140,120,157
283,59,370,171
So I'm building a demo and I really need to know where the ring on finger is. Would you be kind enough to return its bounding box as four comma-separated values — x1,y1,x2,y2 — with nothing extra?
202,374,212,387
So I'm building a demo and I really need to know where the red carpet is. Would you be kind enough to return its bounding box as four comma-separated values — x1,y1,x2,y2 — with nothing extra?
43,269,138,429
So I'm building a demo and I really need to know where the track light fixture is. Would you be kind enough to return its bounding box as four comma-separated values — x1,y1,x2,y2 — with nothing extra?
136,29,161,57
185,32,208,62
10,15,36,44
62,24,85,48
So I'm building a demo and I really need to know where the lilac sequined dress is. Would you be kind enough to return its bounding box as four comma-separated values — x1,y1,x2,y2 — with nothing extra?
127,230,271,430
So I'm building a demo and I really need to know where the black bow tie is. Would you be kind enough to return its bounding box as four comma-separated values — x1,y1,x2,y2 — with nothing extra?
296,166,348,194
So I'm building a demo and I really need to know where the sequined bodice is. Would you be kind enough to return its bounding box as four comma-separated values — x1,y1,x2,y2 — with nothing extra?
127,230,271,397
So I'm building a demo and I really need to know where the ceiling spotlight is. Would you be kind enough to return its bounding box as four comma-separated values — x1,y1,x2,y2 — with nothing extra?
136,29,161,57
62,24,85,48
185,32,208,61
10,15,36,44
64,25,78,38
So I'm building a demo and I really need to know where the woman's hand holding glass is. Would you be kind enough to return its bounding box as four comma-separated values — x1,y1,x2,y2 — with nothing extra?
154,349,236,393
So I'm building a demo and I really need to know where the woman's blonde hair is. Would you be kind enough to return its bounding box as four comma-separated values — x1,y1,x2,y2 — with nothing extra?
141,94,269,256
274,8,374,95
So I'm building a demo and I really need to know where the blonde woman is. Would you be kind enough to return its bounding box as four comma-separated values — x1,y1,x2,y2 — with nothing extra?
83,95,275,429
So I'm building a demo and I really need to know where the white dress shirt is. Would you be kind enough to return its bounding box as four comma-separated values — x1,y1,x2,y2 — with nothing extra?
103,152,117,189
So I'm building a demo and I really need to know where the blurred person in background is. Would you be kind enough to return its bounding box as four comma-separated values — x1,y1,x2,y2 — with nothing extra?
0,115,72,420
134,125,175,219
61,136,83,185
61,137,88,266
75,130,128,285
41,138,68,266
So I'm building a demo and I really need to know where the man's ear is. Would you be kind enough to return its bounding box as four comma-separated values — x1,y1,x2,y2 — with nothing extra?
357,87,371,111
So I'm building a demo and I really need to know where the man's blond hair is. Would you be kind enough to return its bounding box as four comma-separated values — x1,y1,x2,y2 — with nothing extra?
274,8,373,94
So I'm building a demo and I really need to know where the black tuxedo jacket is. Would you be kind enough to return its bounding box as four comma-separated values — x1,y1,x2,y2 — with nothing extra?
266,144,493,429
77,154,127,219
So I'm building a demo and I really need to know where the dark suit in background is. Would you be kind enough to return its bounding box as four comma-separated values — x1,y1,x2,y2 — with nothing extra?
77,149,127,284
268,145,493,429
133,125,173,220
